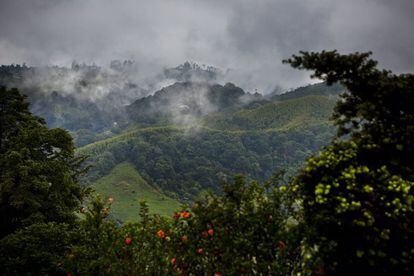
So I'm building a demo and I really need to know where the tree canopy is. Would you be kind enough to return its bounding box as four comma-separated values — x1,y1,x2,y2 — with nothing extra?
284,51,414,274
0,87,86,237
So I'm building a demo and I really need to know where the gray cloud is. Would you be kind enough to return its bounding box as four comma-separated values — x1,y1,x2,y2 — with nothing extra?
0,0,413,93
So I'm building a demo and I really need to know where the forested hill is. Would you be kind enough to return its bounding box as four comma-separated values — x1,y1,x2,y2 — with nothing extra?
126,82,263,126
78,84,340,214
0,63,225,146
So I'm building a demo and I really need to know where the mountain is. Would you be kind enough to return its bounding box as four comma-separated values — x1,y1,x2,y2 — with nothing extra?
126,82,263,126
0,64,144,145
77,83,339,219
0,63,232,146
0,64,341,220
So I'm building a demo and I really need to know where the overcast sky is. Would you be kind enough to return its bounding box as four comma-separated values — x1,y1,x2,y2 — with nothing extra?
0,0,413,92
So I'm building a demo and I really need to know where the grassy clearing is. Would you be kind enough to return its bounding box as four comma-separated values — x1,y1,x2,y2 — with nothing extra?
91,162,181,222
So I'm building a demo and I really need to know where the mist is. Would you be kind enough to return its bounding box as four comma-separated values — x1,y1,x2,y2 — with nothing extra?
1,0,413,93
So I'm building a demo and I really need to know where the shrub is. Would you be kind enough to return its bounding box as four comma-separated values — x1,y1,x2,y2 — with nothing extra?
66,175,301,275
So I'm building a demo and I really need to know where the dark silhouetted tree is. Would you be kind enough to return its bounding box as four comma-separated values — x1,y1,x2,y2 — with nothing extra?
285,51,414,274
0,87,86,237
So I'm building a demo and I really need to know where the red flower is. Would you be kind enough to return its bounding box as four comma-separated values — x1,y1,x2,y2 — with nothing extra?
170,258,176,265
125,237,132,245
180,211,191,219
197,248,203,254
157,230,165,239
208,228,214,236
173,212,180,220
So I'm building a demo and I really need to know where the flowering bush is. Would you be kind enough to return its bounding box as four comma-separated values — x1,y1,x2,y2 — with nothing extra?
65,174,301,275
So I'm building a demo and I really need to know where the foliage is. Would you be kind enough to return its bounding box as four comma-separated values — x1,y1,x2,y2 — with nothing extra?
0,87,86,237
66,175,300,275
66,196,174,275
0,87,88,275
164,174,301,275
285,50,414,274
0,222,79,275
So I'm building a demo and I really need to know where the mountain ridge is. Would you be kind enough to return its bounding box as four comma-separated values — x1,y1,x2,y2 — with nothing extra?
78,86,338,211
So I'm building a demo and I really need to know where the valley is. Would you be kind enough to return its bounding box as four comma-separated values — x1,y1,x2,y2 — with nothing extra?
0,64,342,222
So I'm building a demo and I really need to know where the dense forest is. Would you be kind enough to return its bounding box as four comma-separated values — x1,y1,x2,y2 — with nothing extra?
1,50,413,274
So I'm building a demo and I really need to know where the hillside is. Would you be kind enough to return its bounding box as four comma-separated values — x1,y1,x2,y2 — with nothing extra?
91,162,181,222
126,82,263,126
0,63,231,146
0,68,341,219
270,82,344,101
79,88,338,211
203,95,336,131
0,64,141,146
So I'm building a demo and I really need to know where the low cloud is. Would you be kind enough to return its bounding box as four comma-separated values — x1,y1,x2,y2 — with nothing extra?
0,0,413,93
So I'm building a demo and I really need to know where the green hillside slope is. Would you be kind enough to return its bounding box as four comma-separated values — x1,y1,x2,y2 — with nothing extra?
1,66,343,220
76,83,340,220
79,125,335,202
91,162,181,222
204,95,336,131
270,82,344,101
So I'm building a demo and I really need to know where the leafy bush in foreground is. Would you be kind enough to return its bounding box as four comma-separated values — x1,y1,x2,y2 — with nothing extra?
66,175,300,275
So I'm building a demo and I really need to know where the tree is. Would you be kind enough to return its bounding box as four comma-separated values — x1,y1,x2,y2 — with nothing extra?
0,222,79,275
284,51,414,274
0,87,86,237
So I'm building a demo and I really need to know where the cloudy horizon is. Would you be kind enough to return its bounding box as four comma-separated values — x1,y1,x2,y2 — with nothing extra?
1,0,413,92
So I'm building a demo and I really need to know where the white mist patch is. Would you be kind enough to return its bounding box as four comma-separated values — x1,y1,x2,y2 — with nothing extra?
168,85,217,128
125,81,249,134
15,60,227,112
18,64,151,110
